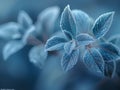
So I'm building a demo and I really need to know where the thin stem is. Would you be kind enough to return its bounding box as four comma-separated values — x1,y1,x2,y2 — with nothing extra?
111,61,116,78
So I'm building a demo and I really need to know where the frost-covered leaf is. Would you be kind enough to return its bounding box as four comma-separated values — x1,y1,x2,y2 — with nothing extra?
45,36,67,51
83,48,104,75
3,40,25,60
22,26,35,43
29,45,48,69
18,11,33,29
76,33,95,46
52,31,65,38
64,40,76,54
92,12,114,39
72,10,93,33
61,49,79,71
0,22,21,39
63,30,73,40
104,61,115,77
60,5,76,38
108,35,120,47
99,38,106,43
98,43,120,62
36,6,60,34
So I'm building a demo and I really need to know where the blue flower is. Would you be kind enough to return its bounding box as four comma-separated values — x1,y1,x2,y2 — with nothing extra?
1,11,35,60
45,5,120,76
28,6,60,69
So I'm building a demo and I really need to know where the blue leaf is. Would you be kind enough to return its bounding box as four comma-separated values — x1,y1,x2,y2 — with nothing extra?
52,31,65,38
76,33,95,46
63,30,73,40
29,45,48,69
22,26,35,44
98,43,120,62
64,40,76,54
61,49,79,71
108,36,118,44
72,10,93,33
3,40,25,60
92,12,114,39
18,11,33,29
108,35,120,47
60,5,76,38
36,6,60,34
83,48,104,75
0,22,21,39
104,61,115,77
45,36,67,51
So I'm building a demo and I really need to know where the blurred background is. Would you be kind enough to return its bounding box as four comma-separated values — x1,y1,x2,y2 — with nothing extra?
0,0,120,90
